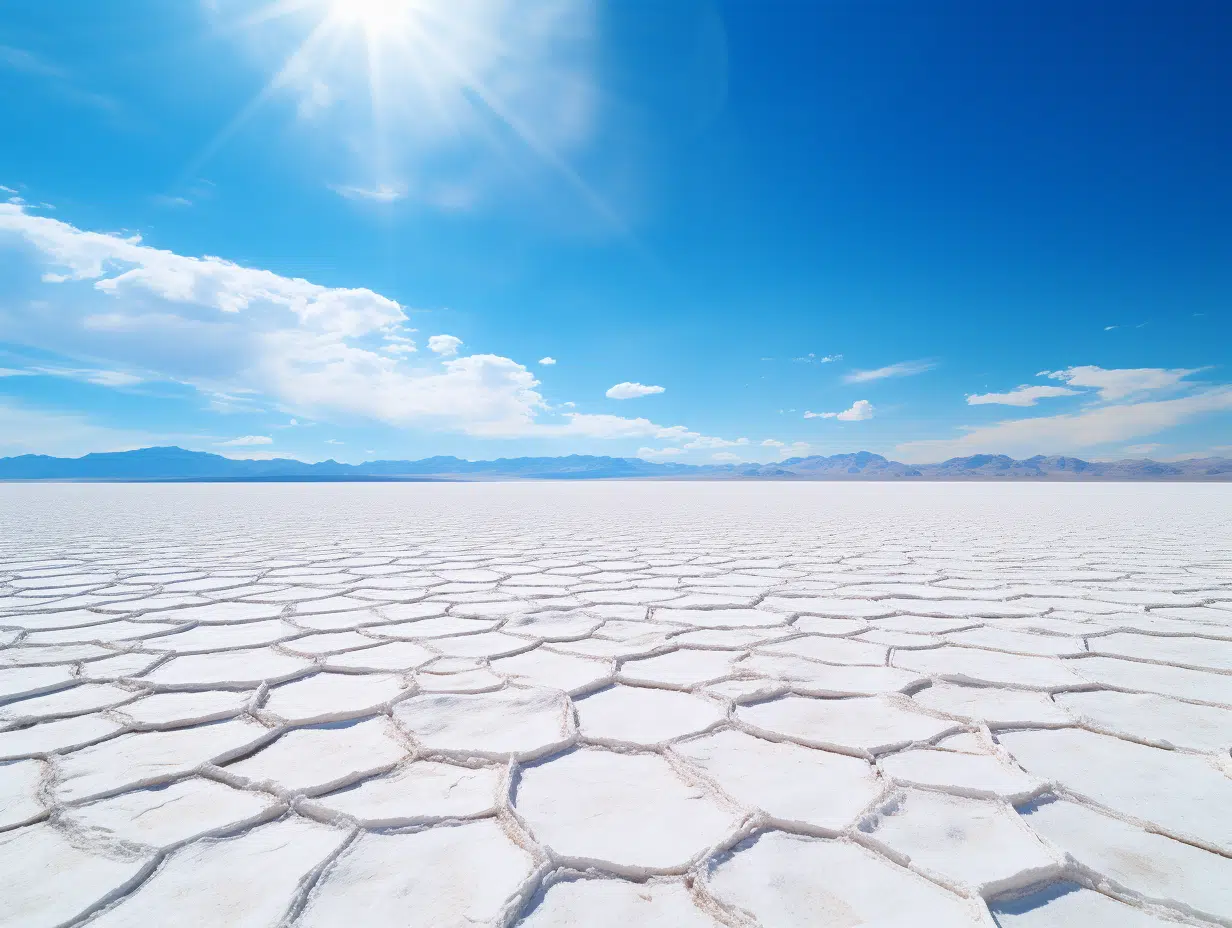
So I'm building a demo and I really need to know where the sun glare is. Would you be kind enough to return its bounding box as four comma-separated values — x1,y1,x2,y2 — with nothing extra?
329,0,410,29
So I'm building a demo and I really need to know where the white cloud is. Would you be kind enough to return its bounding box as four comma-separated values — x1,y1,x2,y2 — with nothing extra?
806,400,874,421
637,447,685,459
0,203,753,451
844,360,935,383
217,435,273,447
967,384,1078,407
712,452,743,462
0,368,33,377
761,439,785,447
428,334,463,357
0,398,167,457
896,388,1232,462
606,382,665,400
683,436,748,450
23,366,144,388
836,400,874,421
1152,445,1232,462
538,357,556,365
1123,444,1161,455
1040,365,1198,401
326,438,343,445
0,203,405,335
794,352,843,364
82,370,143,387
330,183,407,203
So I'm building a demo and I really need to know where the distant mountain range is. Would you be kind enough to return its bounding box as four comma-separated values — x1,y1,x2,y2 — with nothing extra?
0,446,1229,481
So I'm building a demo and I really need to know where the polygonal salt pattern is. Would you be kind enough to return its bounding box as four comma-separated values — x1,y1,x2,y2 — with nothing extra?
1,482,1230,925
88,817,347,928
703,830,990,926
859,789,1062,897
575,685,724,747
301,761,500,826
296,822,536,928
1019,798,1232,924
519,877,723,926
738,693,959,757
516,748,737,875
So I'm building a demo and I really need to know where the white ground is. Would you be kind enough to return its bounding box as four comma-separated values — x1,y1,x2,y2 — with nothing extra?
0,481,1230,927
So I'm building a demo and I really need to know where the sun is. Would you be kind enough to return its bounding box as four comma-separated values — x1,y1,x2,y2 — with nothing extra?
329,0,413,30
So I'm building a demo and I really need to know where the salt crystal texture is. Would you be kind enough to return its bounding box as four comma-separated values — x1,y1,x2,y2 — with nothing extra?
0,482,1228,925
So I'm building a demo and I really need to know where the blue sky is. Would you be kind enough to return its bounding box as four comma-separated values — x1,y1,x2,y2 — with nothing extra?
0,0,1229,464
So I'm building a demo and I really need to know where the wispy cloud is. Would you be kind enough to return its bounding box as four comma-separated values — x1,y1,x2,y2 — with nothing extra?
897,388,1232,462
217,435,273,447
330,183,407,203
0,398,167,456
792,352,843,364
0,44,118,113
637,446,684,459
844,360,935,383
606,382,665,400
967,384,1077,407
1039,365,1198,401
20,366,145,388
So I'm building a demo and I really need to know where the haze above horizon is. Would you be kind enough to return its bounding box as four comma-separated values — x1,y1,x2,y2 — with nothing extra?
0,1,1229,465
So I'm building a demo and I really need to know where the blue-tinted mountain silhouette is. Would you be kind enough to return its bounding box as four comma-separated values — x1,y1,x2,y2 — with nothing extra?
0,447,1228,480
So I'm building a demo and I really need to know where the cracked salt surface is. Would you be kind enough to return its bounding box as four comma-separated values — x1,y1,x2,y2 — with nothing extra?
0,482,1230,927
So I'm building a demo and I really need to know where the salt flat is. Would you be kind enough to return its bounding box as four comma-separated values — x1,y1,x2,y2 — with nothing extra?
0,481,1230,927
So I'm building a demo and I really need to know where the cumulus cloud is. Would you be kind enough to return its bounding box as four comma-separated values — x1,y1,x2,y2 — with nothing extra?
538,357,556,365
217,435,273,447
1039,365,1198,401
967,385,1078,406
0,203,405,334
836,400,874,421
428,334,463,357
761,439,785,447
844,360,935,383
896,388,1232,462
606,382,665,400
0,203,752,451
805,401,874,421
